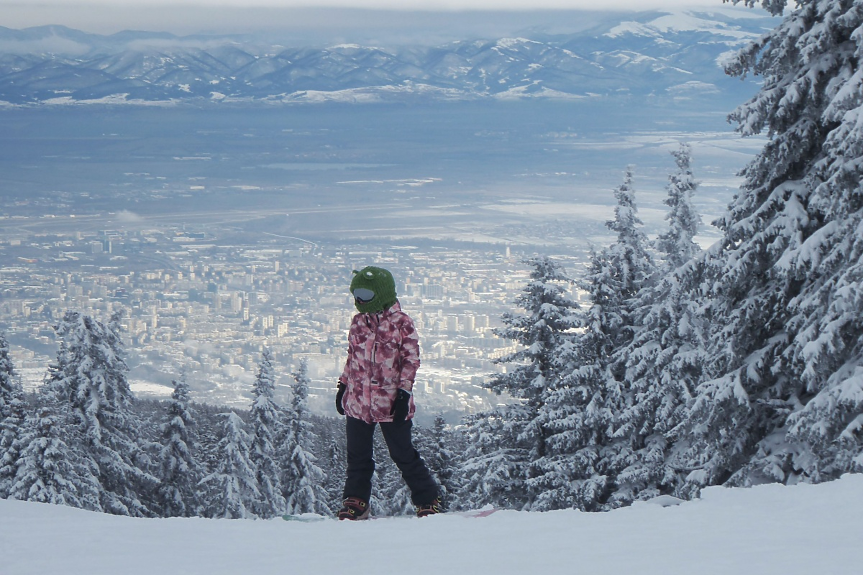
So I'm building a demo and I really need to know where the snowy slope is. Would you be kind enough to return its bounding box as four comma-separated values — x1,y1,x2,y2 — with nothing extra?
2,474,859,575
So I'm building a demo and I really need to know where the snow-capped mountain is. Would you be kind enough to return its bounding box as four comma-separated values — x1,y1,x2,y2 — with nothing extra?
0,10,774,105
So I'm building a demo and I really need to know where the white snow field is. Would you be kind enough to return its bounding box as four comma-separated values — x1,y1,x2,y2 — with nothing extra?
3,474,860,575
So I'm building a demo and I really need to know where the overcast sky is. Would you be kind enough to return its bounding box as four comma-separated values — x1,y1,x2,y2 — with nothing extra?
2,0,730,8
0,1,757,39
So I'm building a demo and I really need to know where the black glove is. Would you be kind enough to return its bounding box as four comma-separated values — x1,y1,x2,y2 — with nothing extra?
335,382,346,416
390,389,411,424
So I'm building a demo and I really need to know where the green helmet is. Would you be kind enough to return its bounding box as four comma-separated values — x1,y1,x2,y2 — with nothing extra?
350,266,397,313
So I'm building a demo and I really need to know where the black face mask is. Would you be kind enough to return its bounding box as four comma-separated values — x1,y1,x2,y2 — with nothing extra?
352,288,375,304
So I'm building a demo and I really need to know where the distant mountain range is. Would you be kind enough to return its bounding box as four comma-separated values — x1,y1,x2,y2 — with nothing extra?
0,10,774,106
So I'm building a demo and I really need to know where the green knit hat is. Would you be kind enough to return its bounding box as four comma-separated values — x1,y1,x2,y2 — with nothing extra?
350,266,397,313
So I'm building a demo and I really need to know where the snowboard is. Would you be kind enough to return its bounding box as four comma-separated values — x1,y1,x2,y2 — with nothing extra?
282,507,498,522
282,513,329,523
370,507,498,521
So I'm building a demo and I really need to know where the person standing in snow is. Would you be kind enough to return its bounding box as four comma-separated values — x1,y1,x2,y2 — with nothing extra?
335,266,440,519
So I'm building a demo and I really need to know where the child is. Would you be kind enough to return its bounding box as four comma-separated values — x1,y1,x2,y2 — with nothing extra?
335,266,440,519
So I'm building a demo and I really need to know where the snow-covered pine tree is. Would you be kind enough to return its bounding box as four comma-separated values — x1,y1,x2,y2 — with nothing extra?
471,256,580,510
0,334,25,498
193,402,224,478
534,168,655,511
200,411,260,519
281,359,328,515
531,252,615,511
248,348,286,518
603,166,657,358
157,374,202,517
610,146,705,506
0,333,17,406
322,437,345,514
9,382,102,510
457,409,529,510
425,414,457,509
655,144,702,270
679,0,863,493
582,166,657,390
49,311,157,515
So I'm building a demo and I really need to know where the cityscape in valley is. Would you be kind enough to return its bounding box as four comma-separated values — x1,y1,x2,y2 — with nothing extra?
0,213,584,423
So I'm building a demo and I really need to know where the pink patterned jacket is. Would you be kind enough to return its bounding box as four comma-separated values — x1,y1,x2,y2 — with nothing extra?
339,301,420,424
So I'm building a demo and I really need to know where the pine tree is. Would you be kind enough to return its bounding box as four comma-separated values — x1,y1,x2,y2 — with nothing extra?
597,168,658,504
322,437,345,514
424,414,457,509
466,256,580,510
655,144,702,270
194,402,224,479
578,166,656,388
436,416,469,511
603,166,656,357
610,147,705,506
9,384,102,510
679,0,863,492
527,170,655,511
281,360,328,515
200,411,260,519
48,311,157,515
531,251,616,511
457,409,527,510
0,334,25,498
248,348,286,518
157,374,202,517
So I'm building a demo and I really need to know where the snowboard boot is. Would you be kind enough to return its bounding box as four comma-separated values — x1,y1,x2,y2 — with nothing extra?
415,498,442,518
338,497,370,520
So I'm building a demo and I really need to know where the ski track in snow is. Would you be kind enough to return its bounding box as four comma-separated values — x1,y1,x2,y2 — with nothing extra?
1,474,860,575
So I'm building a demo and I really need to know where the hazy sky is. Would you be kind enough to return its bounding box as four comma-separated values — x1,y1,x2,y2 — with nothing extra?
2,0,730,8
0,1,756,39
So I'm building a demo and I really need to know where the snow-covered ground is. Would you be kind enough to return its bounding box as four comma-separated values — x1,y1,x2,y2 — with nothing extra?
2,474,859,575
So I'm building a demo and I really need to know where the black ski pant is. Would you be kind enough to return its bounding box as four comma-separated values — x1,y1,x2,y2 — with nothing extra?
343,416,439,507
